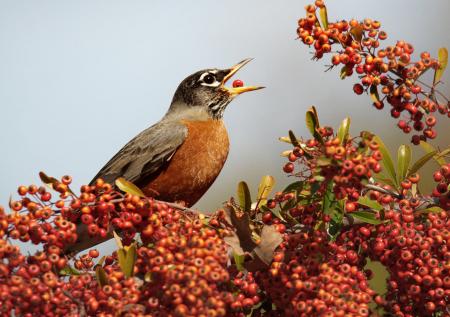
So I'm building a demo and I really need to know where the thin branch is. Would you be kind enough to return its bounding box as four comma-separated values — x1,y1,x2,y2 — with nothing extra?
364,184,403,199
62,290,87,317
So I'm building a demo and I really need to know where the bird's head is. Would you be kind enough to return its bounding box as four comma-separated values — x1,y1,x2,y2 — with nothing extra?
168,59,264,120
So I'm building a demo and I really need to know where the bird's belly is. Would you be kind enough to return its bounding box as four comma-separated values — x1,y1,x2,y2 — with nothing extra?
142,119,229,206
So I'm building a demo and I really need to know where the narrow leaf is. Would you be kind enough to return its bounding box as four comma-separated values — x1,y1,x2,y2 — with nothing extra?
270,207,286,222
282,181,304,194
39,171,76,195
373,174,397,188
322,181,336,215
317,157,331,166
369,85,380,103
397,144,412,183
95,266,109,286
39,171,59,188
340,65,347,79
257,175,275,205
357,196,383,211
373,135,397,188
420,141,446,166
351,211,383,225
233,252,245,272
305,106,322,142
435,148,450,162
407,150,438,176
237,181,252,212
59,265,81,276
117,244,137,278
279,136,292,144
112,231,123,249
337,117,351,145
288,130,301,148
115,177,146,198
415,206,444,214
350,24,364,42
434,47,448,84
319,6,328,29
280,150,292,157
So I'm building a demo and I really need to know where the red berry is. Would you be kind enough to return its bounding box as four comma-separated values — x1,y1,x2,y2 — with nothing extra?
232,79,244,88
353,83,364,95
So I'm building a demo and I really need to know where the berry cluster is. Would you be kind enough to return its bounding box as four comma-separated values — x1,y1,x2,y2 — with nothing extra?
135,206,240,317
259,230,374,316
1,175,260,316
432,163,450,210
297,1,449,144
282,125,382,216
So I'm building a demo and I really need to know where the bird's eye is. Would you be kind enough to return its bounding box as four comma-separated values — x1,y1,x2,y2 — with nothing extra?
203,74,215,84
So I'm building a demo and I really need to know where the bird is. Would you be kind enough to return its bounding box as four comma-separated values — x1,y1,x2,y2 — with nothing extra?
65,59,263,254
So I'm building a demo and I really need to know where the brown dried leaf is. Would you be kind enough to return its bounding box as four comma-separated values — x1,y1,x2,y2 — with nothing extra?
223,233,244,255
252,225,283,265
223,204,256,253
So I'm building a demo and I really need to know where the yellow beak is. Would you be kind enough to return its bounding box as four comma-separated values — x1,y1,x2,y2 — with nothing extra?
222,58,265,96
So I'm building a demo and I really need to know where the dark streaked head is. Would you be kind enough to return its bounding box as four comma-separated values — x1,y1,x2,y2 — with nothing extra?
168,59,264,120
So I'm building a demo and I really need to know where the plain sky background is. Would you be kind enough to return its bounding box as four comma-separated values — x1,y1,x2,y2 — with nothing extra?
1,0,449,214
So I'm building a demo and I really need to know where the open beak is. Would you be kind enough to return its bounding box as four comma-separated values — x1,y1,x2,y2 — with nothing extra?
222,58,264,96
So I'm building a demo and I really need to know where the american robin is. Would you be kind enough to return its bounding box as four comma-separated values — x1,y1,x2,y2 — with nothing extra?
66,59,263,253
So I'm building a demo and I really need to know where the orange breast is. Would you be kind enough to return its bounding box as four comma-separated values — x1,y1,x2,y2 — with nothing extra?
141,119,229,206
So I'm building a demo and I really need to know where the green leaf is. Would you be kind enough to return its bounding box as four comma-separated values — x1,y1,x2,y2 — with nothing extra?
59,265,81,276
237,181,252,212
278,136,292,144
435,148,450,163
434,47,448,84
397,144,412,184
407,150,438,177
327,218,342,239
351,211,383,225
95,266,109,286
340,65,347,79
415,206,444,214
257,175,275,205
322,181,335,214
420,141,446,166
373,135,398,188
282,181,304,194
233,252,245,272
317,157,331,166
357,196,383,211
365,260,389,295
144,272,153,282
310,181,321,196
373,174,397,188
113,230,124,249
319,6,328,29
369,85,380,103
117,244,137,278
305,106,323,143
337,117,351,145
115,177,146,198
271,206,287,222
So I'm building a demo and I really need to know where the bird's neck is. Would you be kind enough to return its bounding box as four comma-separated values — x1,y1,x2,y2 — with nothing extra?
164,103,215,122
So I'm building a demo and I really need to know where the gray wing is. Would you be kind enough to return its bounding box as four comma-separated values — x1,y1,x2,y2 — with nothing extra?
90,119,188,185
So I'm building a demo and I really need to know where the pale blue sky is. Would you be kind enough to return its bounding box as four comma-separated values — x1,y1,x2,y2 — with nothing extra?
1,0,449,212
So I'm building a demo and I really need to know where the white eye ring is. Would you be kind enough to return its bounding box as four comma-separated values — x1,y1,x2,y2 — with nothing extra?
199,72,220,87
